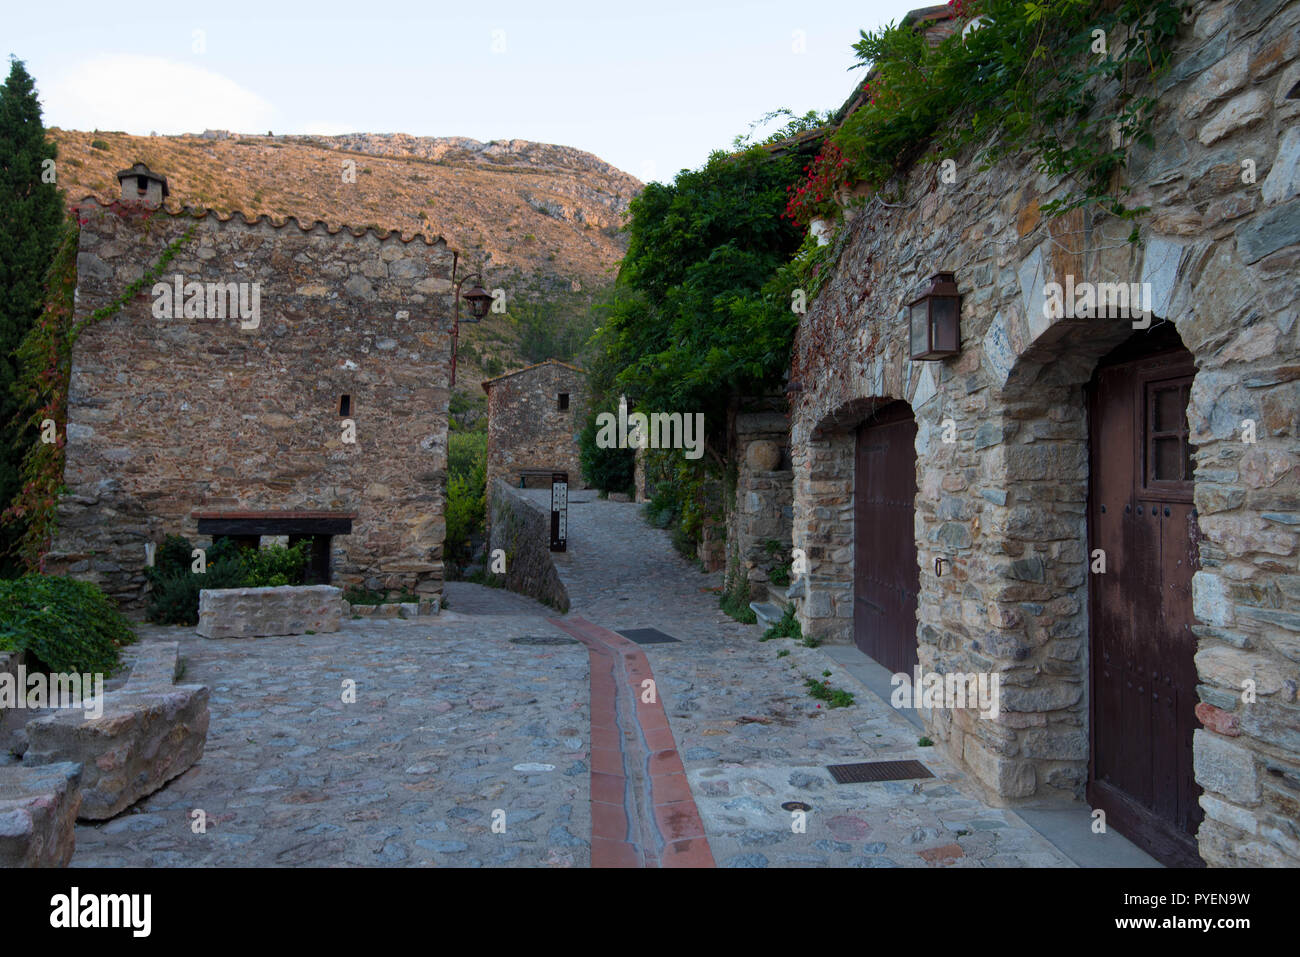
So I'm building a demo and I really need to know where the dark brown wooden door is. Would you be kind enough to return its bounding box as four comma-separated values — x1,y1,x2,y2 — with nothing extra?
854,402,919,674
1087,336,1203,867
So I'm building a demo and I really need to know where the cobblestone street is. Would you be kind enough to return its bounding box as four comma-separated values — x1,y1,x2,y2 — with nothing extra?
74,493,1073,867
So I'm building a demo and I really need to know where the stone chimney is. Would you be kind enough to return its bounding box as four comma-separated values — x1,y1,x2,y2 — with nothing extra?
115,162,169,206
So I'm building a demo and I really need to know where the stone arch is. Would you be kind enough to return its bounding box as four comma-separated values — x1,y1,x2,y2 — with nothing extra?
793,394,912,645
983,314,1201,797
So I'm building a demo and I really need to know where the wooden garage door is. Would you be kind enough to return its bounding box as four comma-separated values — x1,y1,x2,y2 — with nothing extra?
1087,335,1203,868
854,402,919,675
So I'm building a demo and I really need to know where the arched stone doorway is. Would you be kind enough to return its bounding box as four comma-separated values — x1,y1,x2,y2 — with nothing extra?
793,395,917,648
1086,323,1203,867
854,401,920,673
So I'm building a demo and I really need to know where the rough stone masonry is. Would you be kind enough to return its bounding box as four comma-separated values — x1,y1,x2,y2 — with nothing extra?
46,166,458,606
788,0,1300,866
483,359,589,504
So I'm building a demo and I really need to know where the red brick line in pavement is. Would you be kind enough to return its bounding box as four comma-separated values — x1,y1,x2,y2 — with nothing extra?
547,615,715,868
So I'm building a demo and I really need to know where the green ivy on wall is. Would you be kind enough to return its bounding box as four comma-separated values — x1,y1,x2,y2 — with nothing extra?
786,0,1187,239
2,217,198,570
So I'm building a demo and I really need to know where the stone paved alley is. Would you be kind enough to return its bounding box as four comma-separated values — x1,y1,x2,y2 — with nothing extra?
72,494,1116,867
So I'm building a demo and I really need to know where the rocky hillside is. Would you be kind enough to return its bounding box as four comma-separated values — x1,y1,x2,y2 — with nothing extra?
46,129,640,400
47,129,640,296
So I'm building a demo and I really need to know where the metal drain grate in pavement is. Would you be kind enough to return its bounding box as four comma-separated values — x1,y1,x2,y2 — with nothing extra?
826,760,934,784
618,628,681,645
510,635,579,646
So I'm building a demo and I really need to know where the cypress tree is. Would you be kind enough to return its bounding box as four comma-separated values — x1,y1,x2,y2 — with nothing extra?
0,58,64,575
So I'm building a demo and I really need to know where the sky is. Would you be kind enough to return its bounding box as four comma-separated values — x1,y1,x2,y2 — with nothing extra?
13,0,922,182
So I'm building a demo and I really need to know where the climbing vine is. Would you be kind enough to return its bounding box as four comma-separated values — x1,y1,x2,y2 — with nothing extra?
785,0,1187,238
2,216,198,570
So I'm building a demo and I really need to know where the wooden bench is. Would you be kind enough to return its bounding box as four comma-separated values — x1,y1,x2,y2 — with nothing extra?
517,469,563,489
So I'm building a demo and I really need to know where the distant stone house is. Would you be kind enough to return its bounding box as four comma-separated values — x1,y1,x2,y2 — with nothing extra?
46,163,458,606
782,0,1300,867
482,359,588,496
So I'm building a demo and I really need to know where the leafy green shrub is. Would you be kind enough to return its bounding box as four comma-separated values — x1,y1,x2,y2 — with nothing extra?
449,431,487,480
718,540,756,624
0,575,136,674
446,433,487,570
764,538,793,587
145,536,307,625
90,139,109,150
641,493,675,529
144,563,241,626
578,400,635,494
719,591,756,624
239,543,309,587
449,391,488,433
154,534,194,575
762,604,802,642
788,0,1185,235
669,523,697,561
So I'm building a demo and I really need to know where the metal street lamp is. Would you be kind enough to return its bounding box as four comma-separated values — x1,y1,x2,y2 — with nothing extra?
451,271,492,386
908,271,962,361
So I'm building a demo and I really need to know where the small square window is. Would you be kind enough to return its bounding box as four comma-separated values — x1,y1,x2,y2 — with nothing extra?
558,393,570,411
1144,378,1193,489
339,394,351,416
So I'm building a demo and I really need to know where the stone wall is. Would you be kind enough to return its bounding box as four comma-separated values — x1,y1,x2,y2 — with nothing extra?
488,480,570,612
789,0,1300,866
724,406,794,597
46,186,456,606
23,641,209,821
483,360,588,503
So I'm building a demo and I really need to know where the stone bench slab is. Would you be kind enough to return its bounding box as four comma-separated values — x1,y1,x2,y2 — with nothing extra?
120,641,183,688
0,761,83,866
197,584,342,638
23,684,210,821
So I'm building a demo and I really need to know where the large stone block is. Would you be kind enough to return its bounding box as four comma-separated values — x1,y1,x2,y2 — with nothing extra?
1021,728,1088,760
1193,728,1260,805
0,761,82,867
1194,646,1284,696
963,737,1036,798
197,585,342,638
24,684,210,821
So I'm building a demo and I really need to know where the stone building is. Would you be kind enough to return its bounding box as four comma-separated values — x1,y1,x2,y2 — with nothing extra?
482,359,588,495
786,0,1300,867
721,402,794,586
46,163,458,606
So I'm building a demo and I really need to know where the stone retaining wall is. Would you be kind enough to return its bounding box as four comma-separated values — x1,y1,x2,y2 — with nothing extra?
23,641,209,821
488,481,570,612
725,406,794,597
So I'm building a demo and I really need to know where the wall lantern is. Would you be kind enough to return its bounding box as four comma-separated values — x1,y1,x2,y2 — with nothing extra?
908,271,962,361
450,268,492,386
461,280,493,320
